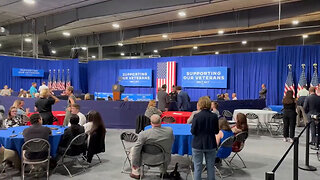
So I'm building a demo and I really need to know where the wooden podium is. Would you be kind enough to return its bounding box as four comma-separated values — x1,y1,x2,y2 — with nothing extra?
112,84,124,101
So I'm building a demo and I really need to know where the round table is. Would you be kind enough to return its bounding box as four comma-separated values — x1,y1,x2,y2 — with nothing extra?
233,109,278,125
0,125,66,157
145,124,192,155
161,111,192,124
28,111,66,125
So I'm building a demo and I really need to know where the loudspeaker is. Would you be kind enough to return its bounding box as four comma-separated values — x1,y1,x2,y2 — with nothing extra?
71,48,79,59
42,40,51,56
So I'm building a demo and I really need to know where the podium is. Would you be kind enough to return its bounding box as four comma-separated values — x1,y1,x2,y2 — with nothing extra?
112,84,124,101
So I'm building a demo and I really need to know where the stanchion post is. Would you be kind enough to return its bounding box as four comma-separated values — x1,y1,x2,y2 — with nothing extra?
293,137,298,180
298,123,317,171
265,172,275,180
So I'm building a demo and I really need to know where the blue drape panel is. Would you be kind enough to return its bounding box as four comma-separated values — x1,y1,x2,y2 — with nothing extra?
79,63,88,93
88,52,278,105
0,56,80,91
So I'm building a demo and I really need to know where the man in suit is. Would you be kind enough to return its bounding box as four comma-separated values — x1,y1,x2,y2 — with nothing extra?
259,84,267,99
157,84,169,112
130,114,174,179
176,86,191,111
303,87,320,146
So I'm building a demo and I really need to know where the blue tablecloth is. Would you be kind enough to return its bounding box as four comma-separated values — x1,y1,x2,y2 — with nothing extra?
268,105,283,113
0,125,66,157
145,124,193,156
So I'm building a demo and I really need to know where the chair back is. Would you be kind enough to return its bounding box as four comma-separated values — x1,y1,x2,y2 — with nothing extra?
246,113,258,119
120,132,138,143
141,142,166,166
62,133,87,157
161,115,176,124
222,110,233,118
22,138,50,154
271,113,283,121
235,131,249,143
136,115,150,133
219,136,235,149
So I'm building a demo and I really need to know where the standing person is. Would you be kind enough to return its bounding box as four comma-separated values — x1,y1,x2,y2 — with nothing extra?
63,86,76,126
38,82,49,92
157,84,169,112
0,85,11,96
191,96,219,180
176,86,191,111
282,90,297,143
29,82,38,98
296,85,309,126
232,93,237,100
168,85,178,111
303,87,320,146
259,84,267,99
35,89,60,125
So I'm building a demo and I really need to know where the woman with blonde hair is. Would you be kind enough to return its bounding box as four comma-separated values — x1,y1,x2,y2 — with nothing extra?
12,99,30,116
224,93,230,100
84,93,91,100
34,89,60,125
144,100,162,119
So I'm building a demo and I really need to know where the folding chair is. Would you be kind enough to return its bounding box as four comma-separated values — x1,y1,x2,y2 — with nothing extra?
55,133,87,177
222,110,233,121
246,113,262,135
267,113,283,136
229,131,249,168
215,136,235,178
263,107,272,111
140,142,167,180
21,138,50,180
120,132,138,173
161,116,176,124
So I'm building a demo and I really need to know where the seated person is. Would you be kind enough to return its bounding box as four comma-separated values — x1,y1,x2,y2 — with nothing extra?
3,107,23,128
215,118,234,164
211,101,219,117
68,104,86,126
231,113,248,134
12,99,30,116
58,114,86,156
23,114,52,160
187,103,200,124
130,114,174,179
84,93,91,100
0,145,20,170
144,100,162,119
224,93,230,100
0,85,11,96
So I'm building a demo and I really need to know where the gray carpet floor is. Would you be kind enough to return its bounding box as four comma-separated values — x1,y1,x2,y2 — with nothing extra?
2,127,320,180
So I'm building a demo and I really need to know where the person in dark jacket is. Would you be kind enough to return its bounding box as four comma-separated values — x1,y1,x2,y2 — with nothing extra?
157,84,169,112
282,90,297,143
176,86,191,111
191,96,219,180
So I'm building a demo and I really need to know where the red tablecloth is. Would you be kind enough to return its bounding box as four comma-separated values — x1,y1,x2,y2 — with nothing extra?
161,111,192,124
27,111,66,125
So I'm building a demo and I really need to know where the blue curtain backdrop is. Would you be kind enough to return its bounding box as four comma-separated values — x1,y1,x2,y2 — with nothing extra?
0,56,80,91
88,51,278,105
79,62,88,93
277,45,320,104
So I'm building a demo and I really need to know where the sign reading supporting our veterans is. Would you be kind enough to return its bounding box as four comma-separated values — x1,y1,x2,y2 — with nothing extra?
119,69,152,87
181,67,228,88
12,68,44,77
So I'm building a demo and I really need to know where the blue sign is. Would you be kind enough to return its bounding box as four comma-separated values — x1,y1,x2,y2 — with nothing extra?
94,92,153,101
12,68,44,77
181,67,228,88
119,69,152,87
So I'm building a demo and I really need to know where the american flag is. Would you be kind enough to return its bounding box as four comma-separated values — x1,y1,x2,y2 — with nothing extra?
57,69,62,90
48,69,52,90
284,68,295,97
51,69,57,90
61,69,65,90
157,61,176,94
310,66,319,87
66,69,71,88
297,67,307,96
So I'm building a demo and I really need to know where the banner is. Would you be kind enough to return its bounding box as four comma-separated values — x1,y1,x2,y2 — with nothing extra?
94,92,153,101
181,67,228,88
119,69,152,87
12,68,44,77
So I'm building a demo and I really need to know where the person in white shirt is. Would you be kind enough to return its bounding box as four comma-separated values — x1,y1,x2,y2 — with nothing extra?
297,85,309,97
38,82,49,92
68,104,86,126
232,93,237,100
83,111,95,134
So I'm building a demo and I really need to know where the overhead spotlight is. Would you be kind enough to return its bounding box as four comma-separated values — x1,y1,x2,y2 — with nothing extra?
24,38,32,42
258,48,263,51
0,43,2,47
23,0,35,4
193,46,198,50
302,34,308,38
178,11,186,17
120,52,125,56
112,23,120,29
153,49,158,53
91,55,96,59
62,32,70,37
292,20,299,25
0,27,5,33
81,47,87,50
162,34,168,39
51,50,56,54
218,30,224,35
215,51,219,55
118,42,123,47
241,40,247,45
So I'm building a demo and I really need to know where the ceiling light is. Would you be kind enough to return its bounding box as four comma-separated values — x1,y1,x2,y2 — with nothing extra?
51,50,56,54
112,23,120,29
218,30,224,35
153,49,158,53
0,43,2,47
258,48,263,51
215,51,219,55
118,42,123,47
120,52,125,56
0,27,5,33
162,34,168,38
178,11,186,17
302,34,308,38
241,40,247,45
23,0,35,4
24,38,32,42
193,46,198,50
81,47,87,50
292,20,299,25
91,55,96,59
62,32,70,37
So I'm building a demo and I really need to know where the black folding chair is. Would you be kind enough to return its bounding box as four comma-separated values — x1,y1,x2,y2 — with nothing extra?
215,136,235,178
229,131,249,168
161,116,176,124
120,132,138,173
